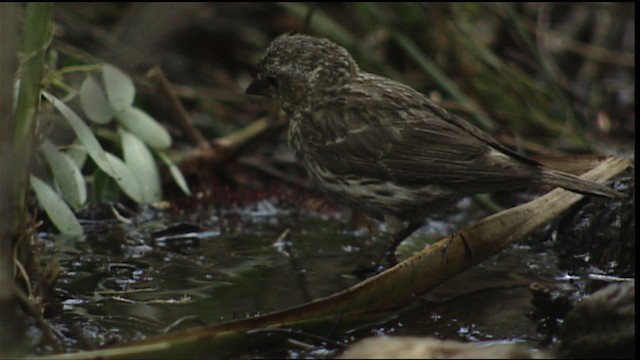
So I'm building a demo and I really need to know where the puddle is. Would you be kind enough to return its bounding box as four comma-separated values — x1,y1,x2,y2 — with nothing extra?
30,177,634,358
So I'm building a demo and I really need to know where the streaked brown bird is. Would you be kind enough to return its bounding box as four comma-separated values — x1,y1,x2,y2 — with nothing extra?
246,34,621,265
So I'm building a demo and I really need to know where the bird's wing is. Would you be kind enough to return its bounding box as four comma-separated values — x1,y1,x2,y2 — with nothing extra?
305,77,538,188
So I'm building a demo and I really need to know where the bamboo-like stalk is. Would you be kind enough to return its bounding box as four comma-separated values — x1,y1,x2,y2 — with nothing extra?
8,2,53,228
14,3,53,141
1,3,53,356
0,3,23,357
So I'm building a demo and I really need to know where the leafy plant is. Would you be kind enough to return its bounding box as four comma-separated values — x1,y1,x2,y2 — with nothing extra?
33,64,191,236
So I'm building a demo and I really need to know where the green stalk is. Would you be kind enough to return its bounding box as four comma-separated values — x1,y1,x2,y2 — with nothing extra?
0,4,22,357
14,2,53,142
1,3,52,356
9,2,53,227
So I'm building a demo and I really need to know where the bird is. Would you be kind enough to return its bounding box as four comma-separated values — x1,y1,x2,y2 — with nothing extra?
245,33,621,265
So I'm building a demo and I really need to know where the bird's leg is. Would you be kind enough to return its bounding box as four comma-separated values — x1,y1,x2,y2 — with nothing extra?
351,217,423,278
384,215,424,266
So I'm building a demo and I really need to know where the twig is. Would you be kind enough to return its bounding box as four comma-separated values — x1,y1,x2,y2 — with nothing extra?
246,327,347,348
239,156,313,190
147,66,209,147
178,114,287,174
162,315,206,333
15,286,63,353
273,228,291,248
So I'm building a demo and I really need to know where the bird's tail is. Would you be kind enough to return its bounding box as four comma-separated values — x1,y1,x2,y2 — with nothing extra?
539,168,623,198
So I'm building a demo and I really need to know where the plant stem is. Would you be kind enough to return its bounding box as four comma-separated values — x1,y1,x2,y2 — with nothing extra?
0,3,53,355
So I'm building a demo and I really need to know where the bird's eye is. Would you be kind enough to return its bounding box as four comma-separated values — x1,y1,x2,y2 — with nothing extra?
265,76,279,88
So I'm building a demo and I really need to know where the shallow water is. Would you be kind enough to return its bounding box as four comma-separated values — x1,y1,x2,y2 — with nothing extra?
32,184,632,357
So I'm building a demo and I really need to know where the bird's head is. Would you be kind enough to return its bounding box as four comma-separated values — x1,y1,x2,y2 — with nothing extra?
246,34,358,112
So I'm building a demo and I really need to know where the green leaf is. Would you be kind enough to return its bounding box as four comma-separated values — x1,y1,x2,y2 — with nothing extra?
43,92,117,178
30,175,83,236
79,75,114,124
65,140,88,169
104,152,144,203
102,64,135,111
158,151,191,196
115,107,172,149
121,129,162,203
40,140,87,209
93,169,120,203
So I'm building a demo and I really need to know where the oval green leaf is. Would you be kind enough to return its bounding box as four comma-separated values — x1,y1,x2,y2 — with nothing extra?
121,129,162,203
30,175,83,236
104,152,144,203
93,169,121,203
41,140,87,209
158,151,191,196
66,139,88,169
43,92,117,178
115,107,172,149
80,76,114,124
103,64,135,112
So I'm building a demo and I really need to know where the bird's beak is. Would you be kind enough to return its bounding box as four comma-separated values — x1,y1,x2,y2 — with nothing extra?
245,78,271,97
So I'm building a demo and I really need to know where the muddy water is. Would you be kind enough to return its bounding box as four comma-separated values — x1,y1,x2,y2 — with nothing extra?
34,183,632,357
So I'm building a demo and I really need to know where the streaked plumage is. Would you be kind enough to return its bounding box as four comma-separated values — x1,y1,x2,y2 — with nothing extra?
246,34,620,260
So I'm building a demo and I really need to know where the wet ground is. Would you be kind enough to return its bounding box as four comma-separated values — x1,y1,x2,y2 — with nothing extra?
32,174,634,358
